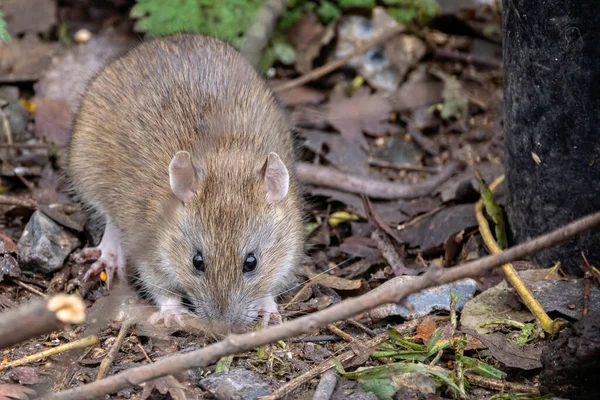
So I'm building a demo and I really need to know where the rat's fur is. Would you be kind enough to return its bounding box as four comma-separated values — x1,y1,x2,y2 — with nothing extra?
67,34,305,332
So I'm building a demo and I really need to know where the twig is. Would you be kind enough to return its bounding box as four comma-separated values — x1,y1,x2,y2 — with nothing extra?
464,371,538,394
0,336,98,372
39,209,600,400
326,324,354,342
137,343,153,363
367,158,438,174
296,161,460,200
96,321,133,380
11,279,47,297
241,0,288,66
292,335,340,343
0,194,36,209
312,370,338,400
346,319,376,337
407,123,439,156
273,26,403,93
433,47,503,70
0,294,86,350
0,165,42,177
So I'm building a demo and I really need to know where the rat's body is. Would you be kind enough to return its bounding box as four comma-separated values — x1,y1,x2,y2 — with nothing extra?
67,34,304,332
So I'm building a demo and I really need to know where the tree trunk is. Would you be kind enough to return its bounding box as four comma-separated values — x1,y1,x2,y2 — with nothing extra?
503,0,600,275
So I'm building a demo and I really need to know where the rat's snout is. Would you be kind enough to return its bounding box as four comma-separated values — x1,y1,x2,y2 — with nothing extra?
196,293,259,332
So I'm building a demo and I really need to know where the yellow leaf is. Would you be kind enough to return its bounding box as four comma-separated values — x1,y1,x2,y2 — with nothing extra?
99,271,107,282
328,211,360,226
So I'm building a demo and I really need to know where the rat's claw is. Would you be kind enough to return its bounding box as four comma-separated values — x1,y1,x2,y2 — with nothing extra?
256,296,282,328
73,221,124,290
148,308,188,329
81,251,118,289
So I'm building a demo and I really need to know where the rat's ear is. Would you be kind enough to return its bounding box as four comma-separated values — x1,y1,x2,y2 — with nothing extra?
263,152,289,204
169,151,197,203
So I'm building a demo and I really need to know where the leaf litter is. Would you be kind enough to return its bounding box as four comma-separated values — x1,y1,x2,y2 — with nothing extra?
0,1,564,399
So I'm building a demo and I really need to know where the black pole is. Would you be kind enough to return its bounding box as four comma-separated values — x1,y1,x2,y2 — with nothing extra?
503,0,600,276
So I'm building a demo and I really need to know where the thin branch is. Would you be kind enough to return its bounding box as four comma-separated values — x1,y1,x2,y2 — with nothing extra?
367,158,438,174
0,294,86,350
407,123,439,156
326,324,354,343
40,210,600,400
272,26,404,93
96,321,133,380
241,0,288,66
464,372,538,394
0,194,36,209
433,47,503,70
0,336,97,372
296,161,460,200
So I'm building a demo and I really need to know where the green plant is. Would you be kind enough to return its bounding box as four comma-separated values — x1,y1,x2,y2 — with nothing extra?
0,10,10,43
130,0,263,48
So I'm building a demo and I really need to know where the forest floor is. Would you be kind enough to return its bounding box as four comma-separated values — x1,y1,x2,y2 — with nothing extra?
0,1,594,399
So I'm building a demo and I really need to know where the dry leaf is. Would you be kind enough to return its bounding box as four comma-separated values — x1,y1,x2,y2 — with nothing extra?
0,384,36,400
304,268,363,291
411,317,437,343
325,87,401,150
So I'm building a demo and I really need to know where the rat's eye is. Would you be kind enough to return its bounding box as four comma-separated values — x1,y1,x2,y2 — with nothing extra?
243,253,257,273
193,252,205,272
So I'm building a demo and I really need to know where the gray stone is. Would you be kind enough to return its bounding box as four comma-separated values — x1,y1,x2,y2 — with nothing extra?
17,210,81,273
199,368,271,400
369,277,478,320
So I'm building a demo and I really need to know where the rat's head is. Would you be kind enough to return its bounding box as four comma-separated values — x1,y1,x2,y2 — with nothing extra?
158,148,303,333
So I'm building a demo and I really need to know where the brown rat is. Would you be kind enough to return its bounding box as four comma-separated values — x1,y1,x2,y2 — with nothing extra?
66,34,305,332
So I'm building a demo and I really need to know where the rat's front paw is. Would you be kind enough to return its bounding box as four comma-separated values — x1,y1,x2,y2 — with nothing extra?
79,249,119,289
256,296,282,328
72,221,123,289
149,295,190,329
148,308,189,329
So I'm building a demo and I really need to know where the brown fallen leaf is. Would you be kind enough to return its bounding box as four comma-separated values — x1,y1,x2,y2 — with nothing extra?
325,87,401,150
410,317,438,343
303,267,363,291
0,384,37,400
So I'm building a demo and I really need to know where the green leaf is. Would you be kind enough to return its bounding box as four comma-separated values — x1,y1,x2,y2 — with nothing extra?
386,327,424,351
317,1,341,24
338,0,376,9
370,350,428,362
476,171,507,249
385,0,440,23
130,0,263,47
215,355,234,372
514,323,536,344
361,378,397,400
425,326,444,354
273,40,296,65
0,10,10,43
462,356,507,380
